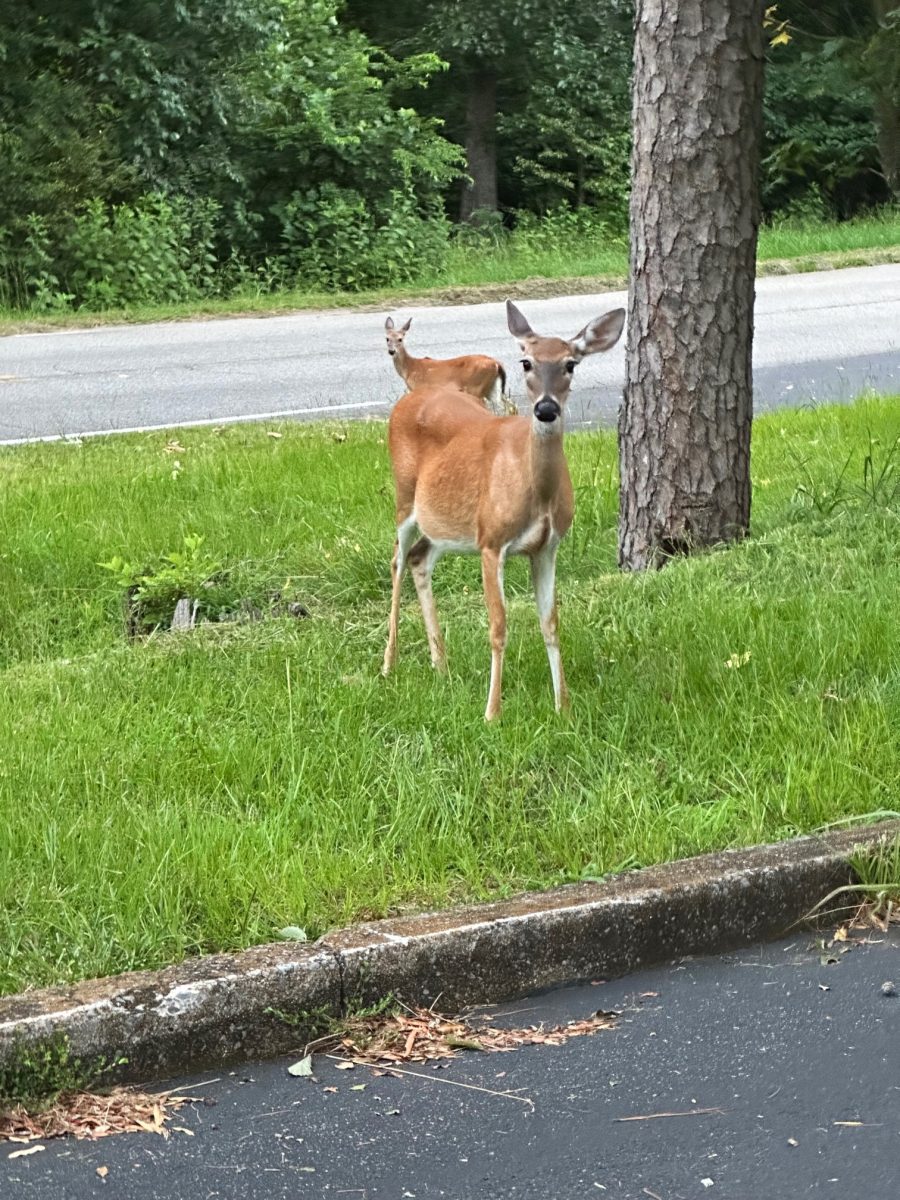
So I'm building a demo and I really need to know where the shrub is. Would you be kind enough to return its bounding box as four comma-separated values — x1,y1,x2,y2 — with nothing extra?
274,184,449,291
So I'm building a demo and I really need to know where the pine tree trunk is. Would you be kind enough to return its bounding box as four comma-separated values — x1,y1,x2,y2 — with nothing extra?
618,0,766,571
870,0,900,198
459,68,498,222
873,90,900,197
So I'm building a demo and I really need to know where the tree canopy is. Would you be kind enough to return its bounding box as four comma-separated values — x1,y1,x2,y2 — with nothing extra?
0,0,894,310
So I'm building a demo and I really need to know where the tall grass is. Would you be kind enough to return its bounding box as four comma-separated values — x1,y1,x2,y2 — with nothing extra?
2,397,900,994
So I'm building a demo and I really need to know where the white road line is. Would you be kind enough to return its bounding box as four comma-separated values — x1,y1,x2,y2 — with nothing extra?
0,398,389,446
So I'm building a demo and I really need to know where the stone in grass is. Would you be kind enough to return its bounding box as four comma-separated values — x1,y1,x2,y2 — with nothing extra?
881,981,897,997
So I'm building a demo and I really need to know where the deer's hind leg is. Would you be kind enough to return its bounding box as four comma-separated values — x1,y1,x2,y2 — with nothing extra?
408,536,447,672
383,513,419,676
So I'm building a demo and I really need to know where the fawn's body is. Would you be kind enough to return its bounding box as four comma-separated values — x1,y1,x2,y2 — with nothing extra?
385,316,508,414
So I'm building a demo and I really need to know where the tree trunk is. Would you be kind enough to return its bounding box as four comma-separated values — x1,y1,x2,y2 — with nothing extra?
459,68,498,222
869,0,900,198
618,0,766,571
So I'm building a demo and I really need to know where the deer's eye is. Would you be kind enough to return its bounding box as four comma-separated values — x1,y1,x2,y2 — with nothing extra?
565,360,577,375
520,359,533,372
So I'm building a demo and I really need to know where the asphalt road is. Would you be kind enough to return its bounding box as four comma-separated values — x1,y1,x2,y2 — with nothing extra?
3,929,898,1199
1,264,898,444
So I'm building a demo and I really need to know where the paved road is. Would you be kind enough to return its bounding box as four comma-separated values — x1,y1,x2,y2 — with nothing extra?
1,265,898,444
3,929,898,1198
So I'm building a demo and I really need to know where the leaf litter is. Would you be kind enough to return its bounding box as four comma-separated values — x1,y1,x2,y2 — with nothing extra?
0,1088,196,1145
308,1003,618,1068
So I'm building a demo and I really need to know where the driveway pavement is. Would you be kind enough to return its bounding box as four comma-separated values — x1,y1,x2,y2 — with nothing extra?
3,928,897,1199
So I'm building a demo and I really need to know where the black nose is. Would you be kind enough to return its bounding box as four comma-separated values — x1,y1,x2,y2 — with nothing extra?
387,348,395,355
534,397,561,423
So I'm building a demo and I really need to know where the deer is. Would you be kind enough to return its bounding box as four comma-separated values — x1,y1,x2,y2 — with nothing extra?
384,316,512,415
382,299,625,721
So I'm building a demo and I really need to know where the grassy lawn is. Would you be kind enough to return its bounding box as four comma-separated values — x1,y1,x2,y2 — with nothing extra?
1,210,897,333
2,397,900,995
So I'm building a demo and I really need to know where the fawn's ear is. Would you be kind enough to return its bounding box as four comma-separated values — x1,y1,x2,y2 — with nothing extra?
506,299,536,342
401,317,413,332
384,316,395,331
570,308,626,358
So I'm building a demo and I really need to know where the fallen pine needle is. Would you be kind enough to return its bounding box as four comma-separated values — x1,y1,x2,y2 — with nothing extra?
614,1107,725,1122
325,1055,534,1110
165,1077,221,1095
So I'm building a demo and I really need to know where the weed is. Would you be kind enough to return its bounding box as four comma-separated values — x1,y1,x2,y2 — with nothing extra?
850,835,900,906
98,533,225,632
0,1034,127,1114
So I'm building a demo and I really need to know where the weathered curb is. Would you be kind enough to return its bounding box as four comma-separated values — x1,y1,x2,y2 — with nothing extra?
2,822,897,1085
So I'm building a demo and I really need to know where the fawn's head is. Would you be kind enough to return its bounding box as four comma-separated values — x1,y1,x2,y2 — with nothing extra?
384,315,412,357
506,300,625,428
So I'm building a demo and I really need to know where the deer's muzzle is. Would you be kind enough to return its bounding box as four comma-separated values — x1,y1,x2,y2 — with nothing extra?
534,398,561,423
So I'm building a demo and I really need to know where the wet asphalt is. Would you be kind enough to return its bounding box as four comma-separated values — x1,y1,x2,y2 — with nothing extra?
3,929,898,1200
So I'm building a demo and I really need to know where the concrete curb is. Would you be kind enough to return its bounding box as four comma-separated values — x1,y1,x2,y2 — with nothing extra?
2,822,897,1085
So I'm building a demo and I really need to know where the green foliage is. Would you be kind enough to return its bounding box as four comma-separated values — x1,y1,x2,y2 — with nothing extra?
0,1034,126,1113
99,533,225,630
764,46,888,217
275,186,449,290
0,0,895,311
766,1,899,208
64,195,220,308
499,4,633,221
850,835,900,901
0,0,460,310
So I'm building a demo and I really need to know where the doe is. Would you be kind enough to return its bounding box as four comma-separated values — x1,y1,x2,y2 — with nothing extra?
382,299,625,720
384,316,509,414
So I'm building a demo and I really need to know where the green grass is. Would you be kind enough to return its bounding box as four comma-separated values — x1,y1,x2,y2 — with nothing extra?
2,397,900,996
1,210,897,333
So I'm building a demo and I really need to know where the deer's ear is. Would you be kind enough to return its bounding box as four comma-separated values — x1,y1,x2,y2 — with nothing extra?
570,308,625,357
401,317,413,332
506,299,536,341
385,316,395,331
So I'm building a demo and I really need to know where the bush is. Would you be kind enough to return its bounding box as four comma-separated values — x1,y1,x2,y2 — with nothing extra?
62,195,221,309
511,204,623,257
274,185,449,291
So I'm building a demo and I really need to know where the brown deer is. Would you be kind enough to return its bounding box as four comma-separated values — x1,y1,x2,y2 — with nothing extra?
382,299,625,720
384,316,510,414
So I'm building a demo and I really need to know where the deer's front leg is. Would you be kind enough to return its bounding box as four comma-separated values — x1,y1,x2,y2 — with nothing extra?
530,541,569,712
481,547,507,722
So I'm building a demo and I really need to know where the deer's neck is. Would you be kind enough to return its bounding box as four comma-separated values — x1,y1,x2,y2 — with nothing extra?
392,343,417,382
528,420,567,503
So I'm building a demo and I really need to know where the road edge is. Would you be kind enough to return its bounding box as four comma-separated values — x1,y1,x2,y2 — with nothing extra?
1,821,896,1086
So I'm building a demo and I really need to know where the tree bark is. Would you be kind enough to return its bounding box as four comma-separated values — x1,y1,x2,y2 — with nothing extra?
459,68,498,222
618,0,766,571
869,0,900,198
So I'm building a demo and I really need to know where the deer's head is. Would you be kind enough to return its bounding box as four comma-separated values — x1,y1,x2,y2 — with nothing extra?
384,315,412,358
506,300,625,430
